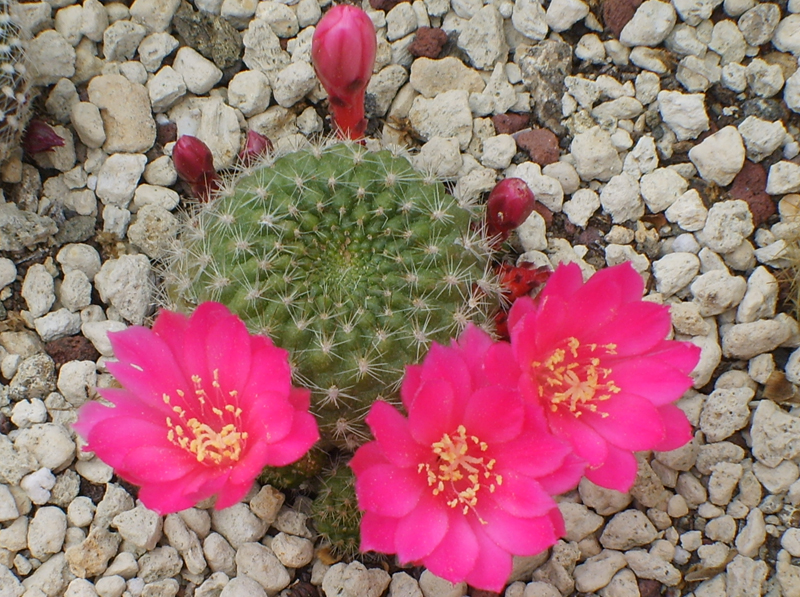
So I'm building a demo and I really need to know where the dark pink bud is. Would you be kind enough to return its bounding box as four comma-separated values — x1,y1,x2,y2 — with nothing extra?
239,130,273,166
22,120,65,155
173,135,220,202
312,5,377,140
486,178,536,242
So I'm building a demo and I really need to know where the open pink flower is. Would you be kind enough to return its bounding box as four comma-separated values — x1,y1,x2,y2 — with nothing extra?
507,262,700,492
351,325,585,592
74,302,319,514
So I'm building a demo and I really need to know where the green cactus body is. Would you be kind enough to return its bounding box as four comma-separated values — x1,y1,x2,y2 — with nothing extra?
311,463,361,559
164,142,497,449
0,0,30,162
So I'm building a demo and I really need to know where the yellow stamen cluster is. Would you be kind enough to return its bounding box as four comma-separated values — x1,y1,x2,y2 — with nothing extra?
533,337,620,418
163,369,247,465
417,425,502,519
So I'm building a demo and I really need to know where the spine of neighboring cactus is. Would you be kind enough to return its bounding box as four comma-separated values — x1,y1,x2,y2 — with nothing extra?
0,0,32,163
486,177,537,244
311,5,377,140
172,135,220,201
162,142,497,450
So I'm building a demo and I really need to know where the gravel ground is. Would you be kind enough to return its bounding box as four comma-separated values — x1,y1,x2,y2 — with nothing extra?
2,0,800,596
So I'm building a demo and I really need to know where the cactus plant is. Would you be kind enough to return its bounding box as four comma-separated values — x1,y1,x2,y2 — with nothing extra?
0,0,31,163
311,462,361,559
162,141,498,450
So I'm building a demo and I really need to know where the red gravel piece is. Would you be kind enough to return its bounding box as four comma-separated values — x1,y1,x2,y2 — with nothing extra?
492,112,531,135
603,0,644,38
369,0,409,11
45,335,101,368
730,160,775,227
515,128,560,165
408,27,448,59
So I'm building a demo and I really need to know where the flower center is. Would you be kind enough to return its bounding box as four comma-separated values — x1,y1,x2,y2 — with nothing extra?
417,425,502,518
162,369,248,465
533,337,620,417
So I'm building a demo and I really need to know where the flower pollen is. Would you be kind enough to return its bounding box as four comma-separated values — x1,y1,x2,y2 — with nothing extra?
163,369,248,465
534,337,620,417
418,424,502,519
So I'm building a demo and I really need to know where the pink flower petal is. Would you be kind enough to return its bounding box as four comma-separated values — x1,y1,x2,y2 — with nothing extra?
462,386,524,444
360,512,399,553
610,357,696,406
400,364,423,410
547,409,608,468
350,441,389,475
453,325,495,383
179,302,236,386
354,463,424,518
652,404,693,452
482,341,522,389
407,379,454,445
465,522,514,592
417,343,472,414
584,443,638,492
536,452,586,495
423,512,479,584
257,410,319,467
535,262,583,305
136,468,218,514
648,340,703,373
366,401,426,468
287,386,310,411
151,308,189,360
243,392,296,444
581,392,666,451
587,301,672,356
479,499,561,556
120,445,202,484
106,328,191,410
493,431,570,478
242,336,293,398
506,295,537,334
394,491,449,563
81,414,175,470
213,479,253,510
490,473,555,518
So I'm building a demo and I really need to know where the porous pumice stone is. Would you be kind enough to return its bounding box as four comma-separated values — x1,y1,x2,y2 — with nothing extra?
163,142,497,449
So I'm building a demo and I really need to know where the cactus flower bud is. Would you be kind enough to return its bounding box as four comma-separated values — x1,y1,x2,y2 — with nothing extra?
486,178,536,243
173,135,220,202
239,130,273,166
22,120,64,155
312,5,377,140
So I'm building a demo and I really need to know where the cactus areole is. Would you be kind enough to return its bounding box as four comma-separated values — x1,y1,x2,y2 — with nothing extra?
164,143,496,449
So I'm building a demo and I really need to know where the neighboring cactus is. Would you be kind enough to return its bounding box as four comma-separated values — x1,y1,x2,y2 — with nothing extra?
311,463,361,559
0,0,31,162
258,446,328,490
163,141,498,450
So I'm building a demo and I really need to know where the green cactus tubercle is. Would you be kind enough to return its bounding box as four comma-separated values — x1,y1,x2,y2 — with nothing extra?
164,142,497,449
311,463,361,559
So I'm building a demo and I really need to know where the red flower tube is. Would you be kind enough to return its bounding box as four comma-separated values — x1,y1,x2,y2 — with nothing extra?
173,135,220,202
311,5,377,140
486,178,536,243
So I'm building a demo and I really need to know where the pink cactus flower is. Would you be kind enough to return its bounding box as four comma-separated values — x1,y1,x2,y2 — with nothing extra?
351,325,585,592
312,5,377,140
173,135,220,201
74,302,319,514
507,262,700,492
486,178,536,243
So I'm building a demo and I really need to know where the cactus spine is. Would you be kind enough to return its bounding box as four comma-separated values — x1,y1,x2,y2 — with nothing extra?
0,0,30,162
163,142,498,450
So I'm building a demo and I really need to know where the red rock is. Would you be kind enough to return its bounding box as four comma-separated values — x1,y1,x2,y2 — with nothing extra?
45,335,100,367
492,112,531,135
730,160,776,227
532,201,554,227
603,0,644,38
408,27,448,59
514,128,560,165
369,0,408,11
